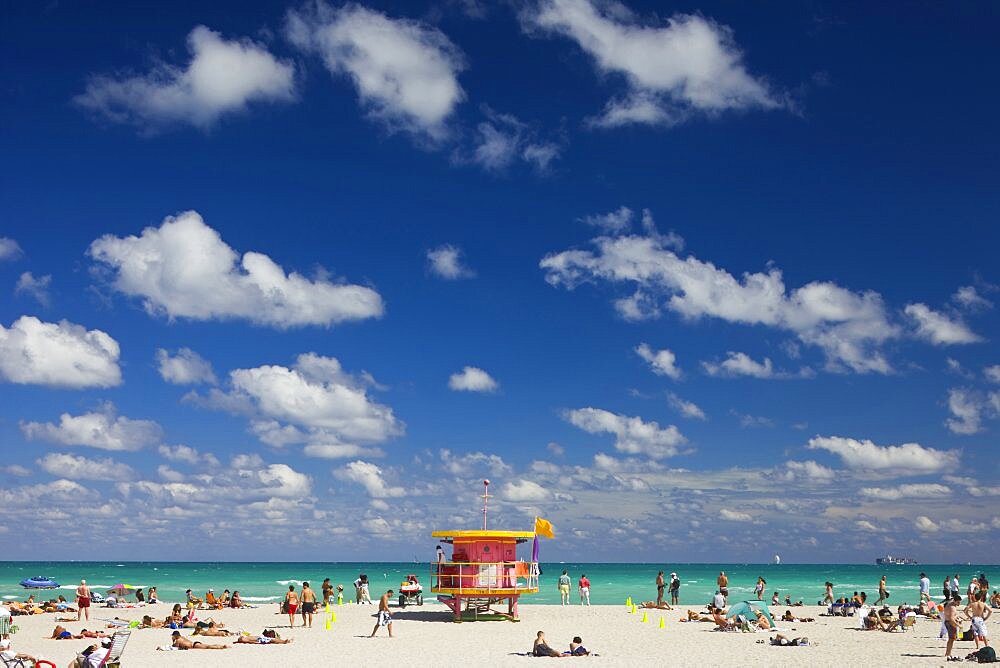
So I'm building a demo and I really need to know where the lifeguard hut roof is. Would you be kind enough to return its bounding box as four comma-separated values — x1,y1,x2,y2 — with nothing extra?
432,530,534,543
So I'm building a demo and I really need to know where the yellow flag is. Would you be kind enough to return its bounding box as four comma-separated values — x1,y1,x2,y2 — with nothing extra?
535,516,555,539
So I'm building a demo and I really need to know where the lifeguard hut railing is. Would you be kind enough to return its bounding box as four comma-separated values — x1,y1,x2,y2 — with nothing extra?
431,561,539,596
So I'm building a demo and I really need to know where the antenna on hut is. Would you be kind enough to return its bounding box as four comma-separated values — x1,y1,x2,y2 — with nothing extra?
482,479,491,530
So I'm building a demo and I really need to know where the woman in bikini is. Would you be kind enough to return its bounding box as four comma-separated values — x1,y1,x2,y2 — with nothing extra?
284,585,299,628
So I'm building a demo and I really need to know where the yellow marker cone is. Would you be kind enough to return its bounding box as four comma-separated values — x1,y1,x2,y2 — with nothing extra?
641,611,648,623
659,617,665,629
325,618,331,630
626,596,632,607
629,604,636,614
330,612,337,623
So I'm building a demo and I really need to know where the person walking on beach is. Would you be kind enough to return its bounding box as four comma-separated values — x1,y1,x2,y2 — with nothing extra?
755,577,766,601
369,590,394,638
944,575,952,602
824,582,834,605
284,585,299,628
656,571,666,606
355,574,372,604
578,573,590,606
944,592,962,661
76,580,91,622
965,594,992,650
919,573,931,603
717,572,729,604
876,575,888,605
669,572,680,606
558,570,571,605
300,581,316,628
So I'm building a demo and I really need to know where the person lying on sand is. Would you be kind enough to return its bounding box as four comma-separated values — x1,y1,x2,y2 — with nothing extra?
781,611,815,622
638,601,673,610
770,634,809,646
193,627,231,637
680,610,714,622
140,615,164,628
170,631,228,649
50,625,81,640
532,631,566,657
234,629,292,645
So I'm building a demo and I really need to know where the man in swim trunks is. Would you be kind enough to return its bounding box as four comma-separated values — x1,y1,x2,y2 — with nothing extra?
284,585,299,628
171,630,228,650
965,595,992,650
717,572,729,603
300,581,317,628
670,572,680,605
656,571,665,606
76,580,91,622
558,570,571,606
369,590,394,638
944,592,962,661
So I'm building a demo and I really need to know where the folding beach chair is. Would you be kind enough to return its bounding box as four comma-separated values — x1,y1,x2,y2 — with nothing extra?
97,630,129,668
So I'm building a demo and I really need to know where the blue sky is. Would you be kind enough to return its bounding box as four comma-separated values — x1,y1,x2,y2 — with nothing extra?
1,0,997,562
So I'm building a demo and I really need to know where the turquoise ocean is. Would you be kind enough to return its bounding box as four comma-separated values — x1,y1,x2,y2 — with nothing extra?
2,562,997,608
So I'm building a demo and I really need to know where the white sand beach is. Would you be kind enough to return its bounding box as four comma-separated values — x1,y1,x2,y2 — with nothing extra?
2,602,977,666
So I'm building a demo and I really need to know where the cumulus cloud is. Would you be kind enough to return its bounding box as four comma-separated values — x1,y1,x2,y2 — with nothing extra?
335,460,405,498
807,435,960,475
952,286,992,310
783,460,835,481
427,244,475,279
563,407,686,459
859,483,951,501
541,221,899,373
945,387,1000,435
21,404,163,452
719,508,752,522
523,0,784,127
158,444,220,468
0,465,31,477
581,206,634,234
156,347,217,385
735,412,774,428
439,449,512,477
75,25,295,130
635,342,681,379
667,392,705,420
855,520,882,532
904,303,982,345
286,2,465,140
985,365,1000,384
703,351,774,378
89,210,383,328
448,366,499,393
914,515,939,533
37,452,135,481
500,479,551,502
465,108,561,172
14,272,51,307
0,238,23,260
0,316,121,388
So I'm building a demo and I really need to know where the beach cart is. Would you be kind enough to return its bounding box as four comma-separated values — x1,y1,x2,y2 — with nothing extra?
397,574,423,607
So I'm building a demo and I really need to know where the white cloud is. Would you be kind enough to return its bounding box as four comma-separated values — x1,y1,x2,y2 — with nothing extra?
945,387,1000,435
914,516,939,533
286,2,464,140
156,347,217,385
439,449,512,477
984,365,1000,384
703,351,774,378
427,244,475,279
859,483,951,501
855,520,882,533
37,452,135,481
158,444,219,468
448,366,499,393
89,210,383,328
547,441,565,456
524,0,783,127
581,206,634,233
467,109,561,172
735,412,774,428
75,25,295,129
0,465,31,477
904,303,982,345
253,463,311,498
0,316,121,388
541,224,899,373
500,479,551,502
335,460,404,498
807,435,960,475
563,407,686,459
21,404,163,452
635,342,681,379
14,272,51,307
784,460,835,481
952,286,992,310
0,238,23,261
719,508,752,522
667,392,705,420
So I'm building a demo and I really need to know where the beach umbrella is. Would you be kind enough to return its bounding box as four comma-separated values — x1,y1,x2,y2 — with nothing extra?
106,583,136,595
726,600,775,628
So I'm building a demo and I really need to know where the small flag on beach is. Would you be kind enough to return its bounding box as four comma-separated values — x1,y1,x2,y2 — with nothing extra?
534,517,555,539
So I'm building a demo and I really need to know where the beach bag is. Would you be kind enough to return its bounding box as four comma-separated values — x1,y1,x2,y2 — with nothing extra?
977,646,997,663
963,630,975,641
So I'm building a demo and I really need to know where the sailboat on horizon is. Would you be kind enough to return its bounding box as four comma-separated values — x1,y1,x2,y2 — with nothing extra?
773,554,781,565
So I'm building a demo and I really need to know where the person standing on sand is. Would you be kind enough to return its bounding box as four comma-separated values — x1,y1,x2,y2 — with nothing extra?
965,595,992,650
321,578,333,605
76,580,91,622
370,590,394,637
944,592,962,661
755,577,766,601
876,576,888,605
717,572,729,604
558,570,571,606
824,582,834,605
952,574,961,602
578,573,590,606
919,573,931,603
656,571,665,606
300,581,316,628
669,572,680,606
968,576,980,606
284,585,299,628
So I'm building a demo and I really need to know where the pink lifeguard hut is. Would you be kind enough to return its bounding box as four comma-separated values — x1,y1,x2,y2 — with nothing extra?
431,480,540,622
